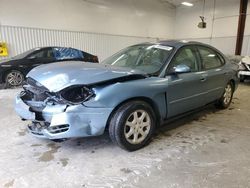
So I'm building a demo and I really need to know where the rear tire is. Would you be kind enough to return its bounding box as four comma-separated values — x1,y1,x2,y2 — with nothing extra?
5,70,24,87
109,101,156,151
215,82,234,109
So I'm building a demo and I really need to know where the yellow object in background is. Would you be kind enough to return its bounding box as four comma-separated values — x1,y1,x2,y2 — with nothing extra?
0,42,8,56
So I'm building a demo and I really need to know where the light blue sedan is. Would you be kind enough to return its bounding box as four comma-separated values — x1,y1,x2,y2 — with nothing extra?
15,40,239,151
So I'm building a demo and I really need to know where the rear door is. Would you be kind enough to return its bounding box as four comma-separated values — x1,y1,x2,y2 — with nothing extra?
196,46,227,103
166,46,207,118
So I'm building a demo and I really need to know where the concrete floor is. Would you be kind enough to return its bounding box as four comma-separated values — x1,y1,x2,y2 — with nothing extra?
0,83,250,188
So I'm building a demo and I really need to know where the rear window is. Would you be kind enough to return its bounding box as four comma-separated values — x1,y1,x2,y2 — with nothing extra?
53,48,83,60
198,46,224,70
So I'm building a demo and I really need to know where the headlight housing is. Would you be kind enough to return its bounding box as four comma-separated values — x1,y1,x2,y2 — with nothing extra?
60,85,95,104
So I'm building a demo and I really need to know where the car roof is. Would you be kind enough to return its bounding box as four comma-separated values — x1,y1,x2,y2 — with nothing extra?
34,46,75,50
137,40,209,48
139,40,224,55
157,40,205,48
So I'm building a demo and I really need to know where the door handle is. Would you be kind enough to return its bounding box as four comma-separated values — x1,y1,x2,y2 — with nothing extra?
200,77,206,82
200,75,207,82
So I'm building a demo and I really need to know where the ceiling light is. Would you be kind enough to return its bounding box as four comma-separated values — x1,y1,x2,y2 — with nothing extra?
181,2,194,6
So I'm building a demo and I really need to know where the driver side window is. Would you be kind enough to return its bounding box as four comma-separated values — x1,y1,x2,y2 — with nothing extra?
168,47,198,72
110,48,141,67
28,49,54,59
28,50,45,59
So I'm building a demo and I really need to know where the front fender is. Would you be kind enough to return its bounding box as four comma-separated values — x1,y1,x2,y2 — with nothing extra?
83,77,169,119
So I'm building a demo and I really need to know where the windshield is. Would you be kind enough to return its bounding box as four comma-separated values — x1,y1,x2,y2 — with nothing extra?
102,44,173,75
12,48,39,59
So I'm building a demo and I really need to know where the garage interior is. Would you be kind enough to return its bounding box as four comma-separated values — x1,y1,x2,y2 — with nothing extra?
0,0,250,187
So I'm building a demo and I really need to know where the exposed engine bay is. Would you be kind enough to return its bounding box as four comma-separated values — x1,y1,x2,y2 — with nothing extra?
238,56,250,82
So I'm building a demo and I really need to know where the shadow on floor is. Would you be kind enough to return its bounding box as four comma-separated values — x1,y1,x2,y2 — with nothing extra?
240,80,250,86
44,104,222,151
0,83,22,89
157,104,219,134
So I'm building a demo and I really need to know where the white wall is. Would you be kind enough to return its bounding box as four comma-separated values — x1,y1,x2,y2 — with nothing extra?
0,0,175,60
1,0,250,58
0,0,175,39
175,0,250,56
242,1,250,56
0,25,156,61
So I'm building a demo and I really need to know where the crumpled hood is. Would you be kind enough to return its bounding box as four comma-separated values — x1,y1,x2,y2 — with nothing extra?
27,61,145,92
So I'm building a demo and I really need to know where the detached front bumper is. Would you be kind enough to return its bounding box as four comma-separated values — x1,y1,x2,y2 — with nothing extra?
239,70,250,76
15,94,113,139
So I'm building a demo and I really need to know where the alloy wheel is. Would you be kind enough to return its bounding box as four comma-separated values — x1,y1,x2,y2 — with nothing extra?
6,71,24,86
124,110,151,145
223,84,232,105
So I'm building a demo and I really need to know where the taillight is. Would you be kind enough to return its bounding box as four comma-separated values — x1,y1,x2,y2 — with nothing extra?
93,56,99,63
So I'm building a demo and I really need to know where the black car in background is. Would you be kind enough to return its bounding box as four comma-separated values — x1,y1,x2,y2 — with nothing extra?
0,47,99,87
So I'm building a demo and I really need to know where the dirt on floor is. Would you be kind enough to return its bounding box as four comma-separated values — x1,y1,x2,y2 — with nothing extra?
0,83,250,188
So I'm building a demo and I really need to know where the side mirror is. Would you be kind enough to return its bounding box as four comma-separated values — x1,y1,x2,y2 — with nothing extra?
171,64,191,74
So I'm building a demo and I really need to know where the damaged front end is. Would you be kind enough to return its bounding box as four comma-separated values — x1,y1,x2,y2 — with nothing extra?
238,56,250,80
15,77,113,139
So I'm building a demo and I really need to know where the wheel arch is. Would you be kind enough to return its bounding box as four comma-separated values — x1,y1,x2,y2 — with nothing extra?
105,96,162,130
3,68,25,82
3,69,25,87
229,79,236,92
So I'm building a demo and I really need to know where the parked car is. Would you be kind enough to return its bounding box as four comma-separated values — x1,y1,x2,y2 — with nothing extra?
238,56,250,82
15,41,239,151
0,47,98,87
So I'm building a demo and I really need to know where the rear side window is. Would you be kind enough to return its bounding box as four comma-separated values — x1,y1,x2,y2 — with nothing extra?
198,46,224,70
53,48,84,60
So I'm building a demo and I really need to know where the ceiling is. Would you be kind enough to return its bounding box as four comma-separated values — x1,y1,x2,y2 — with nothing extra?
162,0,200,6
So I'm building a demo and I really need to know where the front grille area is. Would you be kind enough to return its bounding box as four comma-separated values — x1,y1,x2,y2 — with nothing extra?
21,78,50,112
21,91,46,112
28,122,69,136
23,85,48,101
48,124,70,134
28,121,49,136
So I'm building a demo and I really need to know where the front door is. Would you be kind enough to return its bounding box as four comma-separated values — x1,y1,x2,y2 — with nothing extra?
166,46,206,118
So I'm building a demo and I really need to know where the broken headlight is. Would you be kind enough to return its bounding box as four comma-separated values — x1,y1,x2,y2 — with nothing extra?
60,86,95,104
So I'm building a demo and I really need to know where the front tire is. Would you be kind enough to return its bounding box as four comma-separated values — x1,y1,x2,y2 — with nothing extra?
215,82,234,109
109,101,156,151
5,70,24,87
